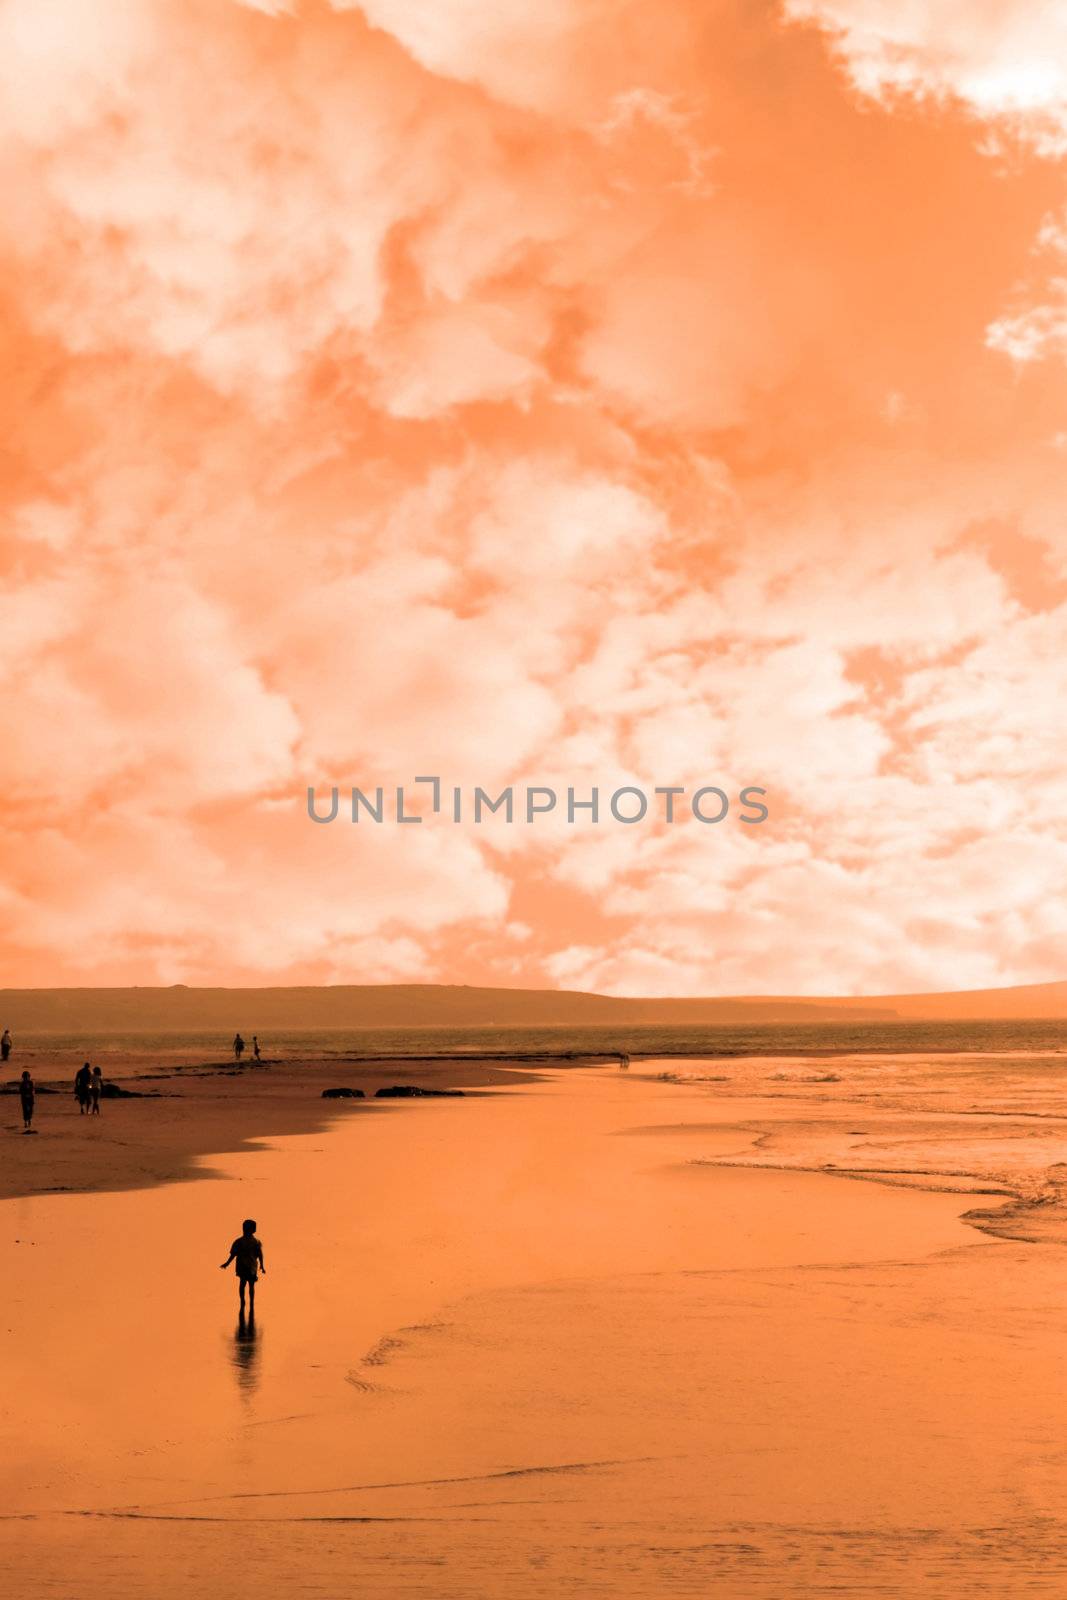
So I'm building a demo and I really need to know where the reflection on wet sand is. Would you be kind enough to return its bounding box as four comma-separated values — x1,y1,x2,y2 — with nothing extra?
229,1312,260,1401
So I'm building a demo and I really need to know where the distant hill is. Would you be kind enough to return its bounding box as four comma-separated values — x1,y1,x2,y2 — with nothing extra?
0,979,1066,1033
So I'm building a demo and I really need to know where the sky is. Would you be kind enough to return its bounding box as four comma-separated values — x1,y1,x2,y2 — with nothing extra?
2,0,1067,996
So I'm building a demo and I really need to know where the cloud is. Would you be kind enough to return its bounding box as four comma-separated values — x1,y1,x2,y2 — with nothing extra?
785,1,1067,378
985,212,1067,367
784,0,1067,148
342,0,580,109
1,0,1066,993
2,566,299,810
987,288,1067,363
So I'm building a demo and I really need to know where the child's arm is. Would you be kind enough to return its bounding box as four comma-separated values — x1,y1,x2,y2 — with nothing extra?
257,1242,266,1275
219,1246,235,1270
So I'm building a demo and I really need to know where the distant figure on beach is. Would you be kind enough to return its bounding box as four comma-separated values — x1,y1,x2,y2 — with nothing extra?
233,1033,245,1062
74,1062,92,1115
1,1028,11,1062
619,1052,630,1069
252,1035,261,1062
19,1071,34,1131
90,1066,103,1115
220,1218,265,1315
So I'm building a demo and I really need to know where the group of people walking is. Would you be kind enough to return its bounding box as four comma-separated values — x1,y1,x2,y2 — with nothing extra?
7,1052,104,1133
8,1027,261,1136
75,1061,103,1116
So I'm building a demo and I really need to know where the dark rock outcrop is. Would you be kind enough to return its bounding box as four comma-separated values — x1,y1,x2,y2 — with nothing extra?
374,1085,464,1098
321,1086,365,1099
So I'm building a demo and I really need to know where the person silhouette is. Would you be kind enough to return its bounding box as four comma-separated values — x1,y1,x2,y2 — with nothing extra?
220,1218,265,1314
75,1062,92,1115
252,1036,261,1063
233,1033,245,1062
18,1071,34,1132
90,1066,103,1115
1,1028,11,1062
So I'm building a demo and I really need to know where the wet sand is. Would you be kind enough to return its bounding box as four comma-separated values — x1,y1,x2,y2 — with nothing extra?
0,1054,540,1202
2,1059,1067,1596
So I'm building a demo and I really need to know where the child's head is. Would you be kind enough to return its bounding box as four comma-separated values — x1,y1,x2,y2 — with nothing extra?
21,1070,30,1082
92,1066,101,1075
242,1218,257,1236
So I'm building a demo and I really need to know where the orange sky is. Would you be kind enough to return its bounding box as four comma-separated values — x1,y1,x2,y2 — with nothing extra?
3,0,1067,996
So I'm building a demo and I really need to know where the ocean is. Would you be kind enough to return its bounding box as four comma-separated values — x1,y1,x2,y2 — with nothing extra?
9,1017,1067,1065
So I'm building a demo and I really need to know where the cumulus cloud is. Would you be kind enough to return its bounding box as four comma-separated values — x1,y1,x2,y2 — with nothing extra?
784,0,1067,146
1,0,1066,992
785,1,1067,379
343,0,580,108
985,207,1067,367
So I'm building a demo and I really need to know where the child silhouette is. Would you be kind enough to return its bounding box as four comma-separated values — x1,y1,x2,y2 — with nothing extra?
220,1218,265,1315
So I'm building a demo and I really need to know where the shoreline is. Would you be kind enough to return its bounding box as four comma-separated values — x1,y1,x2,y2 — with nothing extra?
0,1056,552,1205
4,1048,1064,1249
8,1044,1067,1060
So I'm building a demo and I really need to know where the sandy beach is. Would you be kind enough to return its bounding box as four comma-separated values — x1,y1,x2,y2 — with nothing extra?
0,1049,540,1202
3,1049,1067,1597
